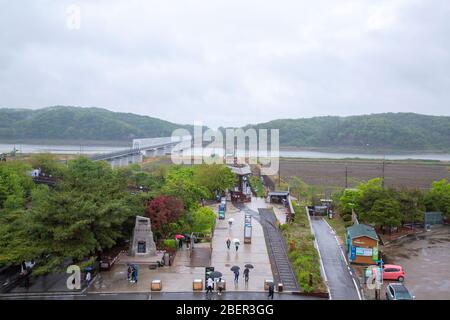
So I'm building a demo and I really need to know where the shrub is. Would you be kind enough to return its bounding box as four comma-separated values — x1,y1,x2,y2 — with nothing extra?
190,207,216,233
163,239,177,249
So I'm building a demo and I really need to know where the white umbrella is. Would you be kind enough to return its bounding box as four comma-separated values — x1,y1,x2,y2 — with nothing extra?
233,238,240,244
228,218,234,223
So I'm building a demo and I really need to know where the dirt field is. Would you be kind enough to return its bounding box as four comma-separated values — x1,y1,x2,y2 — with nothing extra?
279,158,450,190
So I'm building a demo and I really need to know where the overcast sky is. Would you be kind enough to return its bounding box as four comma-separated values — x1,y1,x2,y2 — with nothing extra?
1,0,449,128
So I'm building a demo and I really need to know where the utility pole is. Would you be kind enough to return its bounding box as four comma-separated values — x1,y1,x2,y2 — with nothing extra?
278,166,281,189
345,166,348,189
381,157,386,189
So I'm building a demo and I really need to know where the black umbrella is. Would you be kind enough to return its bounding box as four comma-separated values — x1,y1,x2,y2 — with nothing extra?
230,266,240,272
244,264,254,269
210,271,222,278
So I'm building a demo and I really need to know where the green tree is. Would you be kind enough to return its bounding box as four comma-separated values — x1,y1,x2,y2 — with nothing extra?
193,164,236,199
0,157,145,274
366,198,402,233
424,179,450,217
28,153,66,177
161,166,208,210
289,177,309,203
189,207,216,233
0,161,33,210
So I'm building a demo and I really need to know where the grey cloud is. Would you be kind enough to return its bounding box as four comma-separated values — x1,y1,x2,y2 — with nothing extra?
1,0,449,128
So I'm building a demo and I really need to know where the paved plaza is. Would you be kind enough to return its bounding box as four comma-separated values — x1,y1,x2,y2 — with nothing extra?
89,197,288,294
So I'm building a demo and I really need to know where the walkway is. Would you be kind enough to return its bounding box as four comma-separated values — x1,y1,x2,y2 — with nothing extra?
310,217,361,300
209,200,274,291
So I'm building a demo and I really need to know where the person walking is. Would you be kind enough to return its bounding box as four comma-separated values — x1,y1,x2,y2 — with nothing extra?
85,271,91,288
234,270,239,284
226,238,231,250
127,264,132,282
268,282,274,300
133,266,138,283
206,277,214,294
235,241,240,252
243,268,250,285
217,277,223,296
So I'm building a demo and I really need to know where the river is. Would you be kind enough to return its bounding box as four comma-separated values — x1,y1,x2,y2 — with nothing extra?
1,143,450,161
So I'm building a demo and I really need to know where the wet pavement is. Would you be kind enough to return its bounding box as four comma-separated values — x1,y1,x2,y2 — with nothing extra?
311,218,361,300
2,198,301,299
380,225,450,300
1,291,324,300
210,199,274,292
87,198,275,294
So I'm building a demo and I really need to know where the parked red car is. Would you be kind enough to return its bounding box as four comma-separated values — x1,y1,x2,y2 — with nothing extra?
383,264,406,282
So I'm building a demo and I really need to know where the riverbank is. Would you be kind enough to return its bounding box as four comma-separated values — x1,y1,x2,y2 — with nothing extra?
2,140,450,161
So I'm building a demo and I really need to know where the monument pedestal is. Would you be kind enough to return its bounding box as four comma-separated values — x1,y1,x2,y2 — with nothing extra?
130,216,156,257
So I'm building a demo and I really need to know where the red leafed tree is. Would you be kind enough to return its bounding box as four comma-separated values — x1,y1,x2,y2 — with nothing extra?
145,196,184,238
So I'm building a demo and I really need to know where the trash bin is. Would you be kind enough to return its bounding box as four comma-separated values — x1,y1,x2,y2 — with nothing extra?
278,283,283,292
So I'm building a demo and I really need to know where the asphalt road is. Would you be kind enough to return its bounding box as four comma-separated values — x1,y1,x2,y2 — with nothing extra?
1,291,324,300
310,218,361,300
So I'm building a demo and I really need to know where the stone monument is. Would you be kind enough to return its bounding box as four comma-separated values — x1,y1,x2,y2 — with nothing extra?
130,216,156,257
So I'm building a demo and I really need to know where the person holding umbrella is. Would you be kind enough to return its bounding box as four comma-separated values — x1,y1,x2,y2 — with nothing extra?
243,264,253,286
231,266,240,284
233,238,240,252
175,234,184,249
228,217,234,228
226,238,231,250
243,268,250,285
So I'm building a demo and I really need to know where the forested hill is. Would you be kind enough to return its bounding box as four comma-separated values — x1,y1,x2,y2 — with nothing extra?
0,107,449,152
242,113,450,152
0,106,193,141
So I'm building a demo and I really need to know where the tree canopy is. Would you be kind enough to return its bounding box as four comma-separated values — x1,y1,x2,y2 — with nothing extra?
0,157,145,274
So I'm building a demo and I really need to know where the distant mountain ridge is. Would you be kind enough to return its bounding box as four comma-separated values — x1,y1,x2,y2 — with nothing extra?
0,106,193,141
0,107,449,152
240,113,450,152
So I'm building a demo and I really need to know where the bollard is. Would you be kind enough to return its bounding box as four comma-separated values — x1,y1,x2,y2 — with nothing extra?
193,279,203,291
264,279,273,291
151,280,162,291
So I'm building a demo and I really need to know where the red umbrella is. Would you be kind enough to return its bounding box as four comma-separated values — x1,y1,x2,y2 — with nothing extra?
175,234,185,239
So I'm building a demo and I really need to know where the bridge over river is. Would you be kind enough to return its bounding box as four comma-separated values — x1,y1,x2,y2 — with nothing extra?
90,136,191,167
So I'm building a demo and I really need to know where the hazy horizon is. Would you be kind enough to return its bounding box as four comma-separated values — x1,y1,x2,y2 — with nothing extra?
1,1,450,128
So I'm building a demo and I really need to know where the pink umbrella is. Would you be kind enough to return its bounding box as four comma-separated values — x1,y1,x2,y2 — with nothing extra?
175,234,185,239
